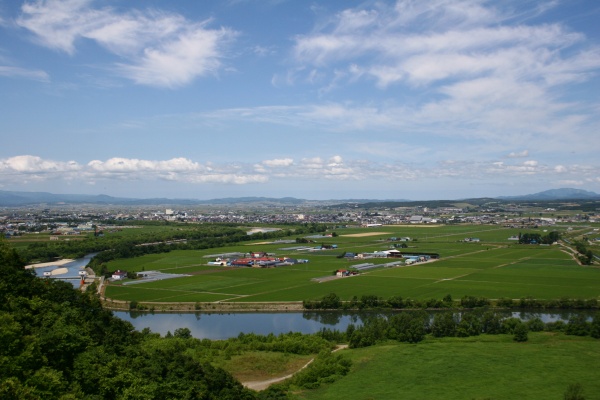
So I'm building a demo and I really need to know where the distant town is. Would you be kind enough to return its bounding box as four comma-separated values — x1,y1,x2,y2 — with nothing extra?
2,199,598,239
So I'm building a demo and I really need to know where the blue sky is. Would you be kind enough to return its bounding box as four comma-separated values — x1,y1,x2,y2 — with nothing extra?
1,0,599,200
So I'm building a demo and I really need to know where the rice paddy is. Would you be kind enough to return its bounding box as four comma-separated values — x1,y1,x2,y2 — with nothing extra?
104,224,600,303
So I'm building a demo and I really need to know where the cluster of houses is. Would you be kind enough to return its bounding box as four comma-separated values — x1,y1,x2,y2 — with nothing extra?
207,251,309,268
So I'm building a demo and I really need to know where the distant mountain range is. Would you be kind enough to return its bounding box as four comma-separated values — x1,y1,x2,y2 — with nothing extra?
497,188,600,201
0,191,310,207
0,188,598,207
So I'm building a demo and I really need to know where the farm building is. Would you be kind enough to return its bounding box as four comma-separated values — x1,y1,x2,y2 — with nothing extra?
112,270,127,280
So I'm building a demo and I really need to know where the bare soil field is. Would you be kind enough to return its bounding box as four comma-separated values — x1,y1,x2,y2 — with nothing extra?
386,224,443,227
341,232,389,237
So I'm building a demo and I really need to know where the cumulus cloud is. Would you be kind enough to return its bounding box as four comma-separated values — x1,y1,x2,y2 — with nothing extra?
261,158,294,167
0,155,80,184
0,155,80,173
1,155,599,191
16,0,236,87
554,165,567,173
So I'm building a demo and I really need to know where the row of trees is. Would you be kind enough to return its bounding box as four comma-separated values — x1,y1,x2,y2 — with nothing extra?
304,293,599,310
518,231,560,244
574,240,595,265
314,310,600,349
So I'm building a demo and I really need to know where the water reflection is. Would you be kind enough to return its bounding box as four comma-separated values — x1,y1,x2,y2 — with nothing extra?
116,311,358,339
114,309,594,340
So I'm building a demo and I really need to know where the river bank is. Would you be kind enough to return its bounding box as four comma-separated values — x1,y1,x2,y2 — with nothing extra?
25,258,75,269
101,298,305,312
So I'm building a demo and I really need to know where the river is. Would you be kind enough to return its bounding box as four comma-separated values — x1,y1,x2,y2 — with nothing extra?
114,309,594,340
31,253,98,287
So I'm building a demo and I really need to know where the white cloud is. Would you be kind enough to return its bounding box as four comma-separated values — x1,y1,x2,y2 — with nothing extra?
16,0,236,87
285,0,600,151
87,157,203,173
0,155,80,173
0,65,49,81
262,158,294,167
1,155,599,191
554,165,567,173
507,150,529,158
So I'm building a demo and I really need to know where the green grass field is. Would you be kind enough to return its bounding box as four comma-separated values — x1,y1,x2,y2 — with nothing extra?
296,333,600,400
103,224,600,303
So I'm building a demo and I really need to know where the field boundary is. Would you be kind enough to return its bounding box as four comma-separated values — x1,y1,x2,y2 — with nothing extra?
100,296,305,312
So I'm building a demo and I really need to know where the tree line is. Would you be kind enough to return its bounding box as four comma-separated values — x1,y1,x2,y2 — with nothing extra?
303,292,599,310
312,309,600,349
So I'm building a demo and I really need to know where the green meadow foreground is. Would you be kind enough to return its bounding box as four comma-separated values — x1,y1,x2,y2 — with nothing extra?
103,225,600,304
294,333,600,400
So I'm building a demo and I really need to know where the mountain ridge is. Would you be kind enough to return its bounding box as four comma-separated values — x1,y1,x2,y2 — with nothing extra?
497,188,600,201
0,188,598,207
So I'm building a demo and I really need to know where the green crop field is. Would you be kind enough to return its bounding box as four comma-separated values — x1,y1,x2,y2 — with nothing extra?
297,333,600,400
103,224,600,303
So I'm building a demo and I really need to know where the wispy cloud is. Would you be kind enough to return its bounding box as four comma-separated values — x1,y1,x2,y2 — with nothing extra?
292,1,592,88
0,65,49,81
282,0,600,152
16,0,236,87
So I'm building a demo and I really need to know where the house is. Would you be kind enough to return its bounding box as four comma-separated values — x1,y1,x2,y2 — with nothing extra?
385,249,403,258
230,258,254,267
250,251,268,258
336,269,349,277
112,270,128,280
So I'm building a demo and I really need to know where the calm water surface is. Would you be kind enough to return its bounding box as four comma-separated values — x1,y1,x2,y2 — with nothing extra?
114,311,358,339
114,309,592,340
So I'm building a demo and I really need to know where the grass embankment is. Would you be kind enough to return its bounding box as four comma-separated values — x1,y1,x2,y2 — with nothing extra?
297,333,600,400
217,352,314,382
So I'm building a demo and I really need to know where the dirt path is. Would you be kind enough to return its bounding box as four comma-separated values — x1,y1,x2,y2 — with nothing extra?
242,344,348,391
